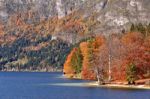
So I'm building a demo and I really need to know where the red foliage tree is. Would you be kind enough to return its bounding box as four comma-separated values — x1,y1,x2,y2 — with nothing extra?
63,48,77,75
121,32,150,80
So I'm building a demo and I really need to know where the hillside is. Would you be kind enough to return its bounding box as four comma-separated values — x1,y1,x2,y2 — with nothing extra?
0,0,150,71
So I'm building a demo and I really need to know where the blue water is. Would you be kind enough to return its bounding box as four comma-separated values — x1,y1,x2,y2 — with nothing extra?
0,72,149,99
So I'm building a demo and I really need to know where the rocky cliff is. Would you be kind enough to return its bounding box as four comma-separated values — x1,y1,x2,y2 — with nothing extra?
0,0,149,33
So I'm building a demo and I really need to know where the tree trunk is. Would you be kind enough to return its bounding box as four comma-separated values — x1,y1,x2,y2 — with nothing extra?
108,53,111,82
95,68,104,85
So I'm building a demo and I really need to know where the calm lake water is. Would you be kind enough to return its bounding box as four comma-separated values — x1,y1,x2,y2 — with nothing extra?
0,72,149,99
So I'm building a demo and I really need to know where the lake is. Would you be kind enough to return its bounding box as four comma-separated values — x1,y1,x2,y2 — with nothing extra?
0,72,149,99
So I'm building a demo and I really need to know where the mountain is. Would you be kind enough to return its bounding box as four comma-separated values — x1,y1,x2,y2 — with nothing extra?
0,0,149,31
0,0,149,71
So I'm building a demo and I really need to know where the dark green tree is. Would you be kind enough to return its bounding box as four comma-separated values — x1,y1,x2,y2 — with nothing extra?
71,48,83,74
146,23,150,37
137,23,146,36
126,63,137,84
130,23,136,32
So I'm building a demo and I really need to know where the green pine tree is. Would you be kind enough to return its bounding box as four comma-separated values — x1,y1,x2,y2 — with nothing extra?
126,63,137,84
130,23,136,32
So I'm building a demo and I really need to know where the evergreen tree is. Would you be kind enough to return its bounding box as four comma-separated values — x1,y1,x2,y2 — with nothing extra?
130,23,136,32
146,23,150,37
71,48,83,74
137,23,146,36
126,63,137,84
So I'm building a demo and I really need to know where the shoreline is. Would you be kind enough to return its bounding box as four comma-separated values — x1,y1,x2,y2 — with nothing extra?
0,69,63,72
63,74,150,90
86,81,150,90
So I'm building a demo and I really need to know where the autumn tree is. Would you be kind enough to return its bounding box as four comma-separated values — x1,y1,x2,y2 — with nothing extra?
63,47,83,78
90,36,107,84
79,36,107,82
121,32,150,82
106,34,127,81
63,48,76,76
141,36,150,78
80,39,96,80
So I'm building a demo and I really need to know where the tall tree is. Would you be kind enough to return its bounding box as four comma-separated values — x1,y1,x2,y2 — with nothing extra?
63,47,83,77
90,36,106,84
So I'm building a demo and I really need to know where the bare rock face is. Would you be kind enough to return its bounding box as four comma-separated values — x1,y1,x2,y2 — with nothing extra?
77,0,150,34
0,0,149,34
96,0,150,33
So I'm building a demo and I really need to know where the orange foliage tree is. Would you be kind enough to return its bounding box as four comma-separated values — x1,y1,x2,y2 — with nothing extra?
80,41,95,80
91,36,108,84
63,47,83,77
63,48,76,75
80,36,105,80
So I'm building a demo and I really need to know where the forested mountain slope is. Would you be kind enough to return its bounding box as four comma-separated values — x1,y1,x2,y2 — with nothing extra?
0,0,149,71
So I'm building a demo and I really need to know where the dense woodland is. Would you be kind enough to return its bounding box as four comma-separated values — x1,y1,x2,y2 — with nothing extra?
0,2,102,71
63,24,150,84
0,36,71,71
